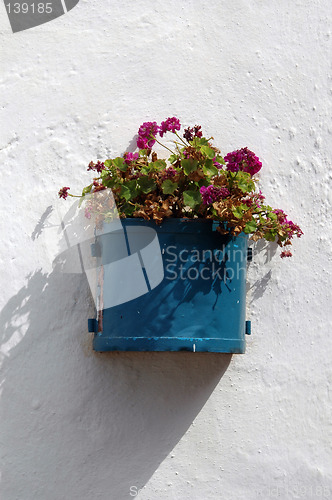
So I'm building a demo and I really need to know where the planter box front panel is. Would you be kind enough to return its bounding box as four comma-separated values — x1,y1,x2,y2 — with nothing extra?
90,219,249,353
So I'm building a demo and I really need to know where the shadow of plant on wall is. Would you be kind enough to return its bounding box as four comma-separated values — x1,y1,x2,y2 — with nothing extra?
247,239,277,303
0,192,280,498
0,261,232,500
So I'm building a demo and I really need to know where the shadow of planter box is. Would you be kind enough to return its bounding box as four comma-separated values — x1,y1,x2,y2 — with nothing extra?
89,218,251,353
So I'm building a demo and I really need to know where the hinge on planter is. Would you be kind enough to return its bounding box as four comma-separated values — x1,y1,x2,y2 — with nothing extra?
91,241,101,257
88,318,97,333
247,248,253,262
245,320,251,335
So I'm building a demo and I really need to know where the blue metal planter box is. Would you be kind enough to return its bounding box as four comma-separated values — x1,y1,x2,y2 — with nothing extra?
89,218,251,353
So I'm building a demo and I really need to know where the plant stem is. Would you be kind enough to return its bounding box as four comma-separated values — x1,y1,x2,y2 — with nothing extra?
228,171,239,191
153,136,174,154
175,131,188,146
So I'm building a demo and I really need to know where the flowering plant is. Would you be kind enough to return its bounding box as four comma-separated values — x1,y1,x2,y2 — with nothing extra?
59,117,303,257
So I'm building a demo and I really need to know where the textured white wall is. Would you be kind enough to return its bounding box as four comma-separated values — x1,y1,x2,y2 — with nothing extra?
1,1,331,499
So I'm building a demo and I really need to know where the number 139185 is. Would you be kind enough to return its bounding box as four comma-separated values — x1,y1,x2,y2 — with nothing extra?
6,3,53,14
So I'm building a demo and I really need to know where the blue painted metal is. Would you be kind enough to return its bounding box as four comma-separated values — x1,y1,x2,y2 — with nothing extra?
245,320,252,335
91,218,251,353
88,318,97,333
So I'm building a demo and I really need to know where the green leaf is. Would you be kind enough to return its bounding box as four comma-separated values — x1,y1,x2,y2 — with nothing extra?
119,180,138,201
121,202,137,217
126,179,139,198
182,158,199,175
192,137,209,147
149,159,167,171
82,184,93,196
194,180,207,188
215,155,225,165
244,220,257,233
232,206,244,219
137,176,156,194
269,211,278,220
264,230,277,242
100,168,111,179
168,154,178,164
201,145,215,159
104,159,113,168
183,190,202,208
113,157,127,172
102,178,113,189
203,159,219,177
162,179,178,194
101,169,119,189
236,172,255,193
120,185,131,201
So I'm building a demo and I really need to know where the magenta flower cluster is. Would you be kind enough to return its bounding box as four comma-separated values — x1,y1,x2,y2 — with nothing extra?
137,117,181,149
58,186,70,199
87,160,105,173
123,152,139,165
273,209,303,238
224,147,262,176
280,250,293,258
159,117,181,137
273,209,287,223
183,125,203,142
244,190,265,208
200,185,230,205
137,121,160,150
213,157,224,169
161,166,177,180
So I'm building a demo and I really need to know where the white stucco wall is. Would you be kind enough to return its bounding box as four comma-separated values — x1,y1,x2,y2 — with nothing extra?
1,1,331,499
